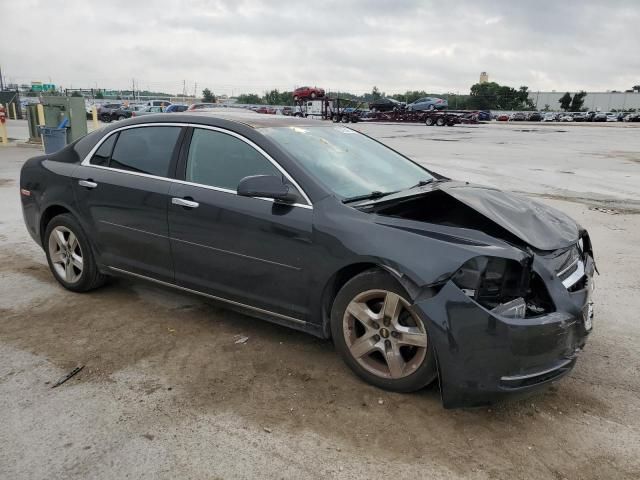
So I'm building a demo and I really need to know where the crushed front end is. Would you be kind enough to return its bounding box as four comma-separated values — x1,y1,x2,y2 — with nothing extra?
415,232,596,408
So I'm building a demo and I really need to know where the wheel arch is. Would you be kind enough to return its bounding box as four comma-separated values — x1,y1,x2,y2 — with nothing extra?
319,261,423,339
39,204,73,245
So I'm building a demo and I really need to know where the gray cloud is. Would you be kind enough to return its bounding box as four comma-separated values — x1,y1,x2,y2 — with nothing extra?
2,0,639,95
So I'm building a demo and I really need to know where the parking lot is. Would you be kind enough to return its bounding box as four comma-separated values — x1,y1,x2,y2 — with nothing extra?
1,121,639,479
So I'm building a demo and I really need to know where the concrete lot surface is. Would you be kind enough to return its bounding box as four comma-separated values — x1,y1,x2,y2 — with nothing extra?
0,122,639,479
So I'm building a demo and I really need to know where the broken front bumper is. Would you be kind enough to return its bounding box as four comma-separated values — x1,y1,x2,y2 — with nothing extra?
415,277,594,409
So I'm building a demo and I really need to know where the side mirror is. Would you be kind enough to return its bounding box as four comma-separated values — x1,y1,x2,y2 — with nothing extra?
237,175,297,203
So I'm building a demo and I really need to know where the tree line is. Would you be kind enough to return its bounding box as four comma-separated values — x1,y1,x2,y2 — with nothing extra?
202,82,539,111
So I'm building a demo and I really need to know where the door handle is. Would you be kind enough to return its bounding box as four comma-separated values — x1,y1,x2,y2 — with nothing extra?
172,197,199,209
78,179,98,189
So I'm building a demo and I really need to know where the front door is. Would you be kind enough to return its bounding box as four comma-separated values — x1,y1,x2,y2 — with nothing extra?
167,127,315,321
73,125,184,281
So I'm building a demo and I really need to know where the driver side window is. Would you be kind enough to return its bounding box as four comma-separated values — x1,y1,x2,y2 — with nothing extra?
185,128,281,191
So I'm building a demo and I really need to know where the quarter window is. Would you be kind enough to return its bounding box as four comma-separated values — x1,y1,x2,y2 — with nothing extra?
90,133,117,166
109,126,181,177
185,128,281,190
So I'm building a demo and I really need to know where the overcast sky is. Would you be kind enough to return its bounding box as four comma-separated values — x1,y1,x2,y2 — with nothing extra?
2,0,639,96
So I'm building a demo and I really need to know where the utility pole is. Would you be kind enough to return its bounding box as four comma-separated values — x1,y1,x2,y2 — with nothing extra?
132,78,135,100
194,82,197,99
0,65,4,90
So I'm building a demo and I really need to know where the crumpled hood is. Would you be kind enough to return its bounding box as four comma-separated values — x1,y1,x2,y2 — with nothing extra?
437,182,579,251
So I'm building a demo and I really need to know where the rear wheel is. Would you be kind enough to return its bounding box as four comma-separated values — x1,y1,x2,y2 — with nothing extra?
44,214,107,292
436,116,446,126
425,117,435,126
331,269,437,392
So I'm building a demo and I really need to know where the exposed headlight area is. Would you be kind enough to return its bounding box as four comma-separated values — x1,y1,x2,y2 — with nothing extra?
451,256,555,319
543,233,593,292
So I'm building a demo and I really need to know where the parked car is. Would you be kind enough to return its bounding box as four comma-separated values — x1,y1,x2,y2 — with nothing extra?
19,112,596,409
145,99,172,108
368,97,406,112
606,113,619,122
559,114,574,122
406,97,448,111
624,113,640,122
509,112,527,121
131,106,164,117
496,113,510,121
256,106,277,114
593,112,607,122
571,113,587,122
475,110,492,121
165,104,188,113
527,112,543,121
542,112,557,122
281,106,295,116
293,86,325,101
187,103,218,111
97,103,132,123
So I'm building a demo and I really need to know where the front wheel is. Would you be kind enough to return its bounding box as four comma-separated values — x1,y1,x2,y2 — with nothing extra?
45,214,107,292
331,269,437,392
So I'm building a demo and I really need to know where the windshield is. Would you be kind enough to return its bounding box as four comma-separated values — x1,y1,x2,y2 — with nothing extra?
261,126,433,199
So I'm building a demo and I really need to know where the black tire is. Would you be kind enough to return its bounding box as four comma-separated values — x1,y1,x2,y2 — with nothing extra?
44,213,107,293
117,115,126,121
100,114,111,123
425,117,435,126
330,269,437,392
436,117,446,126
341,116,350,123
332,114,340,123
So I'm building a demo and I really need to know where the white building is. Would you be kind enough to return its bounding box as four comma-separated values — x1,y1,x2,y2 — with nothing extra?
528,91,640,111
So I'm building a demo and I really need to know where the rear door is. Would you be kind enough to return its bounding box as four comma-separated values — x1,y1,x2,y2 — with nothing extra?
167,127,315,321
73,125,184,281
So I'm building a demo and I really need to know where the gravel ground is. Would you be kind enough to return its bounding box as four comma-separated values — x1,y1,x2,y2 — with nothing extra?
0,122,639,479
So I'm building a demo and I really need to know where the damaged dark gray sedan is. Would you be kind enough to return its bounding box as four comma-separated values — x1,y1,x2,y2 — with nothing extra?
20,112,596,408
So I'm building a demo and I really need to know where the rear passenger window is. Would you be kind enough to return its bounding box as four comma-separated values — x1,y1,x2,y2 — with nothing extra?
90,133,117,166
109,126,181,177
185,128,280,190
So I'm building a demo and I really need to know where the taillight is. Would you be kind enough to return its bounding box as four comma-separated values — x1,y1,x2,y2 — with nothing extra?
131,112,136,117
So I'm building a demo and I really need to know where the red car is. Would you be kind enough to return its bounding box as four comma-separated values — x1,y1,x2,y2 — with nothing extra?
496,113,510,121
256,106,276,114
293,86,325,101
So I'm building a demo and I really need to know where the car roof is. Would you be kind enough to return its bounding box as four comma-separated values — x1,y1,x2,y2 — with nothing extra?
121,110,322,129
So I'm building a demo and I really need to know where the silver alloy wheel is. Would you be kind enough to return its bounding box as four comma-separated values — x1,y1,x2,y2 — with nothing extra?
343,289,428,379
48,226,83,283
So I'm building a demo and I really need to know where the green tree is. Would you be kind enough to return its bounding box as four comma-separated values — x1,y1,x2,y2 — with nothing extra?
236,93,263,104
466,82,533,110
569,90,587,111
559,92,572,111
371,86,382,101
202,88,216,103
